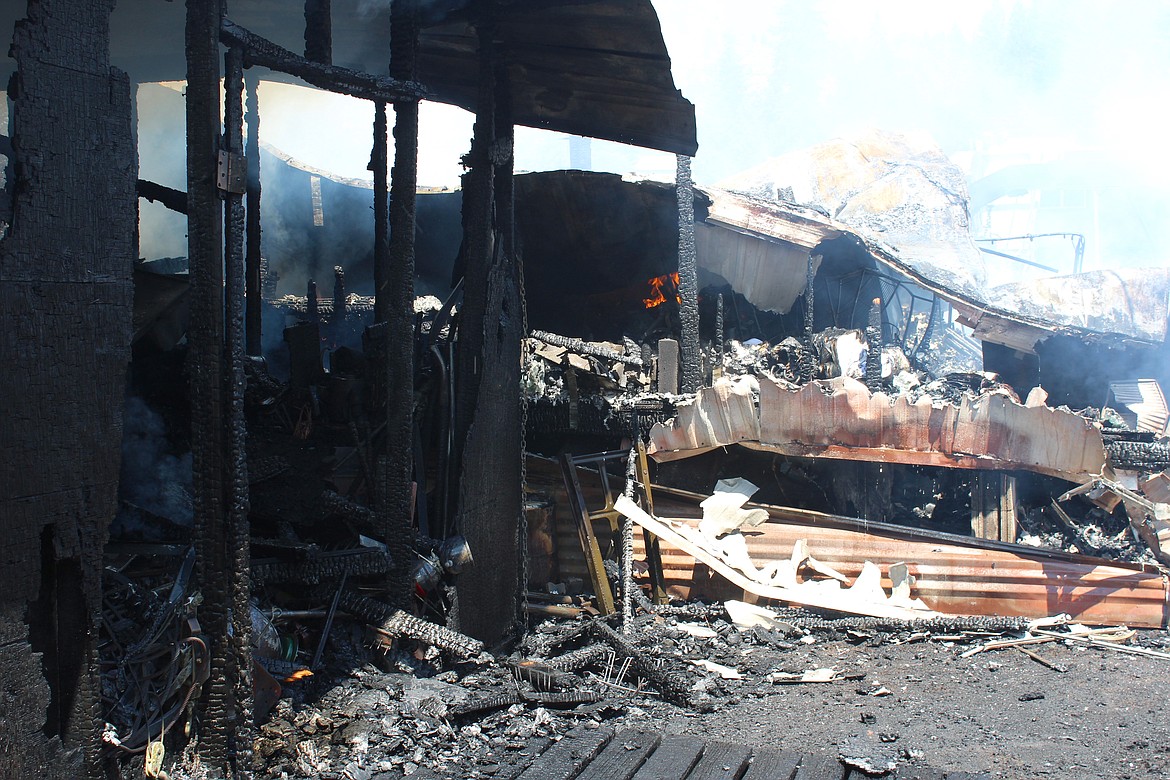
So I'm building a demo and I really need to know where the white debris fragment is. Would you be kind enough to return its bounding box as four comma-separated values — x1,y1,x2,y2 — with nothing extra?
689,659,743,679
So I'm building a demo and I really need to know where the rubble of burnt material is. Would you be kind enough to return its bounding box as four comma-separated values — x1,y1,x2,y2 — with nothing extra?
234,599,1170,779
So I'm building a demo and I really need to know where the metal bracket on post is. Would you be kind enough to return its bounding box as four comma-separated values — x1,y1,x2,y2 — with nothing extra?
217,150,247,194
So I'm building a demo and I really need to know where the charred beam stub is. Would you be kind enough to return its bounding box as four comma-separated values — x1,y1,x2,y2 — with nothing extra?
530,329,644,368
339,591,485,659
545,643,609,673
250,546,393,586
507,658,580,691
449,692,524,719
137,179,188,214
587,619,693,707
219,20,427,103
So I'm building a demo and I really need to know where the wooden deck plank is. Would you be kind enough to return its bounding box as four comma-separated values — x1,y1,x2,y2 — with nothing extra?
515,727,615,780
575,730,662,780
792,753,847,780
741,749,802,780
888,768,946,780
683,741,752,780
632,735,705,780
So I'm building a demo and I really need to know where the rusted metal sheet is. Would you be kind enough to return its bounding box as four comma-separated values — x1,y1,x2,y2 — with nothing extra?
530,456,1168,627
649,375,1108,481
633,489,1169,629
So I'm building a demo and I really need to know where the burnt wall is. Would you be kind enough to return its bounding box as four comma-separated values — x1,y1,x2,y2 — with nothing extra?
0,1,135,777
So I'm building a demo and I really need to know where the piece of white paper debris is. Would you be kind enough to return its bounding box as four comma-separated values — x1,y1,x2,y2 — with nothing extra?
768,667,843,684
699,478,769,537
675,622,718,639
724,600,798,632
689,659,743,679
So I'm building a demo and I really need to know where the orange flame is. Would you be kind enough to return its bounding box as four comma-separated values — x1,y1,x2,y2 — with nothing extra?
283,668,314,683
643,272,681,309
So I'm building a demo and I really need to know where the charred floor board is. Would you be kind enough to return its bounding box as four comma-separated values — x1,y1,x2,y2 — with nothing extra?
511,731,983,780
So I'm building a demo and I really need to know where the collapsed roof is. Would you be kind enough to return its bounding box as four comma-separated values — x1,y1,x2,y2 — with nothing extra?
710,130,1170,353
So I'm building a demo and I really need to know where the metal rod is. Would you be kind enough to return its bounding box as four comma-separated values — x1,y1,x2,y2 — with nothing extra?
311,573,346,670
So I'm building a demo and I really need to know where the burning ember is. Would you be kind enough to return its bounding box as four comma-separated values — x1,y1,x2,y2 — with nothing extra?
643,271,682,308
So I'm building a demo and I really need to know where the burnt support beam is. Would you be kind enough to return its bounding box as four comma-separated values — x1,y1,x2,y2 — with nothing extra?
675,154,700,394
186,0,231,769
245,70,263,356
223,44,255,776
452,3,523,644
304,0,331,64
379,6,422,607
221,19,426,103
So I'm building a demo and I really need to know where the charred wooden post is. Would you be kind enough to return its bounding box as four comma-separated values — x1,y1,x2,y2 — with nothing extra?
332,264,346,327
676,154,701,394
304,0,332,64
799,253,818,381
452,2,523,644
245,70,263,356
186,0,232,769
307,277,319,322
714,293,724,378
865,296,882,391
223,45,255,775
0,1,135,776
378,3,422,608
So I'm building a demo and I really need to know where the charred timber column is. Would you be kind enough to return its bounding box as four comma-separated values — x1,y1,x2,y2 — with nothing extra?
676,154,701,393
223,44,255,775
452,4,523,643
186,0,231,770
245,71,262,356
0,1,135,777
377,5,421,607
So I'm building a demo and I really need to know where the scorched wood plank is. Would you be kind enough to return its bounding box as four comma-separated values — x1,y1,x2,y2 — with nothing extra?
741,749,802,780
684,741,752,779
631,735,705,780
575,730,661,780
515,727,614,780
